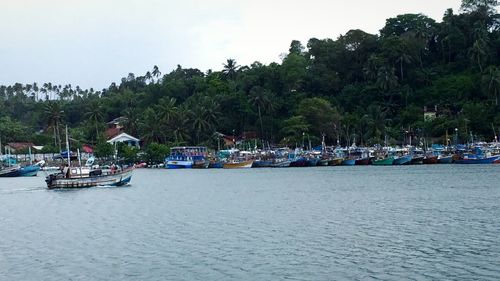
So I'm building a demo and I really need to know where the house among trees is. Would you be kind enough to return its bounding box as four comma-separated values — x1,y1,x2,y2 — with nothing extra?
4,142,38,153
107,133,140,148
423,106,438,122
105,117,140,148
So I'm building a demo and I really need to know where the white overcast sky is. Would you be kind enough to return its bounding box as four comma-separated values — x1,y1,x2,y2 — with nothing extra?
0,0,461,89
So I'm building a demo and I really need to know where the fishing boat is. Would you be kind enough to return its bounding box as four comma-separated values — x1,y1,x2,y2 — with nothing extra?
328,158,343,166
289,156,306,167
0,165,22,177
393,155,412,165
372,157,395,166
341,158,356,166
223,159,254,169
437,155,454,164
269,158,291,168
45,166,134,189
165,146,208,169
317,159,329,166
422,155,438,164
45,127,134,189
454,155,499,164
411,156,424,165
208,160,223,168
355,157,371,165
252,160,273,168
305,157,319,166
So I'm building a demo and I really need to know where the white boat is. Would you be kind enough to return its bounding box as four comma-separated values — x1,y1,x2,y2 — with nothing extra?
45,166,134,189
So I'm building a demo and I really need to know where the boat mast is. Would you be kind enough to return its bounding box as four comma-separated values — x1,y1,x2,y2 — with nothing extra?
65,125,71,167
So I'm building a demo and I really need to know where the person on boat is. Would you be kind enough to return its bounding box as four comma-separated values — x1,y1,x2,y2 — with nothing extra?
111,163,117,174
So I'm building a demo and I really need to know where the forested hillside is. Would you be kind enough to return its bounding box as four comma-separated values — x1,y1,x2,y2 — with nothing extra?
1,0,499,151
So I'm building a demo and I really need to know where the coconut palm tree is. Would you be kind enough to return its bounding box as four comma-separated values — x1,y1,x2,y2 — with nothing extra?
222,59,239,80
44,102,64,151
152,65,161,83
85,103,104,141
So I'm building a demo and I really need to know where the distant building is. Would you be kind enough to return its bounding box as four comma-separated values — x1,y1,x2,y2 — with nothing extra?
424,106,437,122
107,132,140,148
4,142,36,153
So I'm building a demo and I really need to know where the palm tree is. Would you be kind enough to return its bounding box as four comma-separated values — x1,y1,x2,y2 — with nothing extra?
85,103,104,141
145,71,152,84
152,65,161,82
44,102,64,151
376,66,399,91
249,87,273,139
123,108,141,137
222,59,239,80
156,97,178,124
483,66,500,106
190,106,210,144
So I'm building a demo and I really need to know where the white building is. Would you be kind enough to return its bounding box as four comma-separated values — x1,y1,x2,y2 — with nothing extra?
107,133,140,148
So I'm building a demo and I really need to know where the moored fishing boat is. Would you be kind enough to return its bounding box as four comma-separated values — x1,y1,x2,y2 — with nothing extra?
252,160,273,168
317,159,329,166
0,165,22,177
328,158,343,166
422,155,438,164
270,158,291,168
165,146,208,169
341,158,356,166
289,157,306,167
305,157,319,166
372,157,394,166
393,155,412,165
411,156,424,165
223,159,254,169
355,157,370,165
437,155,454,164
454,155,499,164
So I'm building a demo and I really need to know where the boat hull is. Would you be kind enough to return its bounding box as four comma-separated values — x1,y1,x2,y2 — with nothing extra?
223,160,254,169
305,158,319,166
0,166,22,177
454,156,499,164
411,156,424,165
423,156,438,164
393,155,412,165
328,158,343,166
270,160,291,168
46,169,134,189
355,158,371,165
372,157,394,166
341,159,356,166
252,160,273,168
289,158,306,167
165,160,193,169
437,155,454,164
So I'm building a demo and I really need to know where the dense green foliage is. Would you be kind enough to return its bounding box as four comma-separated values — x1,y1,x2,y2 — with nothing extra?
1,0,499,151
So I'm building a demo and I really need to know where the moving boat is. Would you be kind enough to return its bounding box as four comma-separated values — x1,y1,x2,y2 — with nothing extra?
45,126,134,189
45,166,134,189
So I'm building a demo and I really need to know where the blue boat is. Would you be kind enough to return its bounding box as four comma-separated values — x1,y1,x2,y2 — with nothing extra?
289,157,306,167
18,165,41,176
305,157,319,166
454,155,499,164
393,155,412,165
252,160,273,168
341,159,356,166
165,146,207,169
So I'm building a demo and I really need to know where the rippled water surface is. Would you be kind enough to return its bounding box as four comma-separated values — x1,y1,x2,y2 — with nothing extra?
1,166,500,280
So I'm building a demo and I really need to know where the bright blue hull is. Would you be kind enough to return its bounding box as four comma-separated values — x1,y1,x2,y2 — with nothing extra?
166,164,192,169
394,155,412,165
454,156,499,164
19,165,40,177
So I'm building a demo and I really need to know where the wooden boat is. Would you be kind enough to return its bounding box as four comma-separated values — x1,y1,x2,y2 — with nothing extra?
46,166,134,189
165,146,208,169
411,156,424,165
317,159,329,166
270,159,291,168
328,158,343,166
289,157,306,167
305,158,319,166
0,165,22,177
208,161,223,168
223,160,254,169
437,155,454,164
454,155,500,164
341,158,356,166
355,157,371,165
422,155,438,164
372,157,394,166
192,159,210,169
393,155,412,165
252,160,273,168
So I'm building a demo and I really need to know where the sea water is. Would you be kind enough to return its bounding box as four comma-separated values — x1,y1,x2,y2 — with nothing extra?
1,166,500,280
